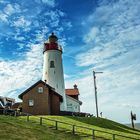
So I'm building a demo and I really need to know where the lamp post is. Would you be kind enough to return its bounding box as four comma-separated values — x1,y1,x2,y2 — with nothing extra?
93,70,103,117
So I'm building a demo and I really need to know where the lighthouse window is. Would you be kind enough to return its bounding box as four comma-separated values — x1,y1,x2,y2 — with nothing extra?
50,61,55,68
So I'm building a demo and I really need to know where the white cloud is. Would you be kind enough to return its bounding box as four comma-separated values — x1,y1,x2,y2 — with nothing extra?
64,74,70,79
13,16,31,28
0,12,8,22
17,43,24,50
77,0,140,67
45,10,60,27
3,3,21,16
65,22,72,29
0,3,21,23
0,44,43,99
84,27,99,43
35,26,49,42
4,4,15,15
14,36,25,41
120,103,140,108
0,0,8,4
41,0,55,7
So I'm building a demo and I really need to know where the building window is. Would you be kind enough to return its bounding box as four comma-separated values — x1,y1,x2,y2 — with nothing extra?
38,87,43,93
50,61,55,68
29,100,34,106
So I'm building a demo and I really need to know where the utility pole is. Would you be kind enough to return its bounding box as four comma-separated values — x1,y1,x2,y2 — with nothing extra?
93,70,103,117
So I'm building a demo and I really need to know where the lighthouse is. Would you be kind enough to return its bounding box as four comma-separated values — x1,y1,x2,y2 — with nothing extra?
42,33,67,111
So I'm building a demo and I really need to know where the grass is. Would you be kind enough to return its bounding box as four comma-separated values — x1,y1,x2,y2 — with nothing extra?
0,115,140,140
20,115,140,140
0,115,81,140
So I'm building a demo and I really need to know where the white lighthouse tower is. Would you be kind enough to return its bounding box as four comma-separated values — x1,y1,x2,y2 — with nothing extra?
42,33,67,111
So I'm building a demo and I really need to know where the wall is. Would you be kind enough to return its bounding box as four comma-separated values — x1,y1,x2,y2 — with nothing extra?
66,96,80,112
22,83,50,115
50,91,60,115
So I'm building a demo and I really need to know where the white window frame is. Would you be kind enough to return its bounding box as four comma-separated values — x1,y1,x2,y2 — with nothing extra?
38,87,43,93
29,100,34,106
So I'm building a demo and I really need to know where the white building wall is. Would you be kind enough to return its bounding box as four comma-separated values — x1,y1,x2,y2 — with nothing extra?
66,96,80,112
42,50,67,111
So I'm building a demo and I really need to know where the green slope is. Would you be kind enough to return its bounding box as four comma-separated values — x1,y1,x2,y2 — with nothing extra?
20,115,140,140
0,115,81,140
0,115,140,140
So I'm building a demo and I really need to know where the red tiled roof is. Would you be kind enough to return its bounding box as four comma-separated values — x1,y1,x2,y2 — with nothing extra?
65,89,79,96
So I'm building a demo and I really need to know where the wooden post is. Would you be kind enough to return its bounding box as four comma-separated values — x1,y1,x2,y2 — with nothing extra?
40,117,42,125
72,125,75,134
112,134,115,140
27,114,29,122
92,129,95,139
55,121,58,130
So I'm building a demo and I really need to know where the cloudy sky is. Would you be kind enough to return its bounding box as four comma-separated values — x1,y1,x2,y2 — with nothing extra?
0,0,140,123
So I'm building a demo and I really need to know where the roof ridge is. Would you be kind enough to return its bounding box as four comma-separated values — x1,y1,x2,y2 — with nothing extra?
18,80,62,99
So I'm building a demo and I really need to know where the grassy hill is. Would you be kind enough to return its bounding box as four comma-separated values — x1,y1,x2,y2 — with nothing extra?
0,115,81,140
0,115,140,140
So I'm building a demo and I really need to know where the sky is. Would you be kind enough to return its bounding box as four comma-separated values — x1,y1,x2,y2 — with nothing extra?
0,0,140,123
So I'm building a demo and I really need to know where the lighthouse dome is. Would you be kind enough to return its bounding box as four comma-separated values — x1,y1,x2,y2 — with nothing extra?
49,32,58,43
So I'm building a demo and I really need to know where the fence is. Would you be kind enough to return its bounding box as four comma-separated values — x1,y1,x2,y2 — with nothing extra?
25,114,140,140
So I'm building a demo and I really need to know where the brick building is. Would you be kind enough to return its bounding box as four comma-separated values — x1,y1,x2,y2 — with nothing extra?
18,80,62,115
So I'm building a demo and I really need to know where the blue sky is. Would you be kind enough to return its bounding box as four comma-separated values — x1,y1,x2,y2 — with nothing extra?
0,0,140,123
